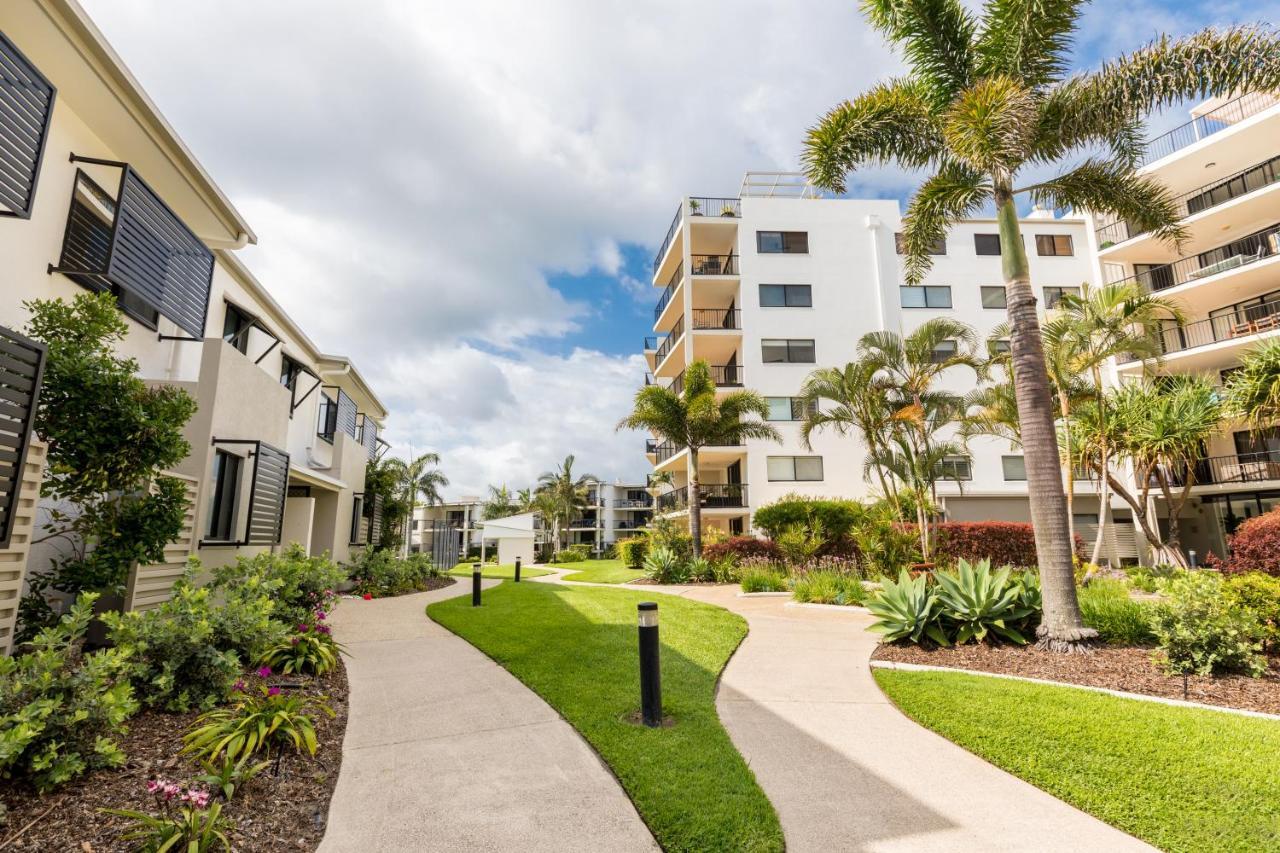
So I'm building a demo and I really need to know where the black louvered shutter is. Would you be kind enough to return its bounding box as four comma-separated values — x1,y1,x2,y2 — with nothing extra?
0,326,45,546
0,31,56,218
246,443,289,545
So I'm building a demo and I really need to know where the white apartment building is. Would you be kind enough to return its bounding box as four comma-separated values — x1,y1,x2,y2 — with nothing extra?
0,1,388,645
1088,92,1280,562
411,497,483,555
642,172,1121,549
563,481,653,550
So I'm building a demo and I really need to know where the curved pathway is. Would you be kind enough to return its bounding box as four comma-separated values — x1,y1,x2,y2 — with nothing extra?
319,580,657,852
535,570,1152,851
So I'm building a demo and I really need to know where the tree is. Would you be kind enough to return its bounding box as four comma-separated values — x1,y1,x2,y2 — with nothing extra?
803,5,1280,649
383,452,448,556
618,360,780,557
515,487,535,512
18,293,197,640
536,455,597,551
1225,339,1280,429
482,484,519,520
363,456,410,550
798,361,900,506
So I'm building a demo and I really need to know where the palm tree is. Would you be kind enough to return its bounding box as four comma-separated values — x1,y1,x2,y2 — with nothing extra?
1225,339,1280,429
482,484,519,520
536,455,597,550
618,360,781,556
803,5,1280,649
384,452,449,556
798,361,899,505
515,487,535,512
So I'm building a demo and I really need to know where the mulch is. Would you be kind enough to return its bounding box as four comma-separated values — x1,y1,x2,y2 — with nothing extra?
873,642,1280,715
0,658,350,852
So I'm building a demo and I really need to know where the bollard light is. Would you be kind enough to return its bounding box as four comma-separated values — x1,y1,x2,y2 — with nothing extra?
1188,550,1198,569
472,563,482,606
637,602,661,727
515,556,522,583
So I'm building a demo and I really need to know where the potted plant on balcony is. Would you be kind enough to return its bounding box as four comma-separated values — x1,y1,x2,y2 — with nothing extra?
720,204,736,217
689,199,702,216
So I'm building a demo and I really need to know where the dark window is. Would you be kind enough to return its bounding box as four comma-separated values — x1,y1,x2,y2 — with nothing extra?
317,392,338,442
757,231,809,254
1036,234,1075,256
935,456,973,481
730,517,745,536
280,355,302,391
894,233,947,255
989,338,1012,356
762,339,816,363
1043,286,1082,309
980,286,1007,309
974,234,1002,255
899,286,952,308
767,456,824,481
0,31,56,218
351,495,366,544
207,450,242,540
222,303,252,354
759,284,812,307
930,340,959,364
1002,455,1027,481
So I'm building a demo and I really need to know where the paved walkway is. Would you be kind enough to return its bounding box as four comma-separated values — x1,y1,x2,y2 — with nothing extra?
319,580,657,853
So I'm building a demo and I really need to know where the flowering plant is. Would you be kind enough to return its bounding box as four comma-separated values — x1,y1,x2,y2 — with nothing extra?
182,684,333,769
102,779,230,852
258,609,343,675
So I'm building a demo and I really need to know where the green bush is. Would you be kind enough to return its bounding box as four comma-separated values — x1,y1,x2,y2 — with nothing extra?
105,796,232,853
740,567,787,593
0,594,138,792
1079,580,1155,645
348,550,439,598
851,503,921,577
752,494,862,541
933,559,1034,645
183,685,332,764
259,628,341,676
867,571,946,645
792,571,864,606
1124,564,1186,594
553,549,585,563
568,543,592,558
642,545,691,584
212,544,344,626
617,537,648,570
1222,571,1280,654
103,572,283,712
775,521,826,567
1149,572,1266,677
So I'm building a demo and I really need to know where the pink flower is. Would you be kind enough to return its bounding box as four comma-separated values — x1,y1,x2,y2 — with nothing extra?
296,623,309,633
182,788,211,808
162,782,181,801
290,636,300,645
316,624,332,635
232,679,247,693
146,779,161,794
267,686,282,697
314,610,327,621
257,665,273,678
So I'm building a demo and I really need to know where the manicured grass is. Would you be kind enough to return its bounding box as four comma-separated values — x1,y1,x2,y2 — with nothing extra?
875,669,1280,853
552,558,645,584
448,562,552,580
427,582,783,852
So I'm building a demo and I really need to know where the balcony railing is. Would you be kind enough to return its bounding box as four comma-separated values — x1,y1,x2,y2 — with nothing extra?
654,442,681,463
691,254,738,276
1127,297,1280,361
669,364,743,397
1097,153,1280,247
689,197,741,218
657,487,687,512
645,439,659,455
653,261,683,322
1114,223,1280,293
614,498,653,508
568,518,599,529
1143,92,1279,166
653,317,684,364
691,308,741,330
653,203,683,273
1158,452,1280,487
699,483,749,508
643,336,657,350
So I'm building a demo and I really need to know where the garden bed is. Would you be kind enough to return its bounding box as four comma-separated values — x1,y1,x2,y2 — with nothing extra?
872,642,1280,714
0,661,350,852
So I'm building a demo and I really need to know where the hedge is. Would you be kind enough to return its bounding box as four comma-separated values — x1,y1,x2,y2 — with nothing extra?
1224,509,1280,577
905,521,1085,568
617,537,648,570
702,536,781,563
752,495,862,540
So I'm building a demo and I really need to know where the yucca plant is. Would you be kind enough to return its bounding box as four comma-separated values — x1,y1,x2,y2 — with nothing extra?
933,559,1033,645
867,571,947,645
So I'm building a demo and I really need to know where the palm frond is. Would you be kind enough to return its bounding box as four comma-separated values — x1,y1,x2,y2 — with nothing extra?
942,75,1039,175
900,161,992,284
861,0,978,105
974,0,1085,87
1021,158,1188,248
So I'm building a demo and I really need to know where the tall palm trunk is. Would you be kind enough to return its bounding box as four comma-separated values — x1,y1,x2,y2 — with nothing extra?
1059,391,1076,547
688,447,703,558
1089,369,1112,567
996,189,1095,650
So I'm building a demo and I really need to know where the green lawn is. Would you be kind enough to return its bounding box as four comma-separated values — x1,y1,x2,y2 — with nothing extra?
875,669,1280,853
550,558,645,584
427,582,783,852
448,562,552,580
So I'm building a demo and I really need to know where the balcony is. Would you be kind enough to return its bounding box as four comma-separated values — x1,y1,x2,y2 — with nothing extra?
1124,297,1280,363
614,498,653,508
1097,153,1280,248
50,161,215,338
644,439,659,456
653,204,683,273
1158,452,1280,488
691,254,738,276
689,197,741,218
670,364,743,396
653,317,684,367
691,308,741,330
657,487,687,512
654,262,683,323
568,518,599,529
656,484,749,513
1115,224,1280,294
643,336,658,351
1142,92,1279,166
653,442,681,463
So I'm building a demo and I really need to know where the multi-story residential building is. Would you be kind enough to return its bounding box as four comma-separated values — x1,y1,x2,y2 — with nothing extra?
411,496,483,555
1088,92,1280,562
563,481,653,550
0,1,387,641
641,172,1127,554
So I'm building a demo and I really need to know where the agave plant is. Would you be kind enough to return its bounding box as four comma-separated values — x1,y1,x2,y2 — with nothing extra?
933,559,1034,645
866,571,947,646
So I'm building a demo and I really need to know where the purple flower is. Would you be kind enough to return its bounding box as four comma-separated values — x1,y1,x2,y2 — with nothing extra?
146,779,161,794
296,623,310,633
267,686,282,697
257,665,273,678
162,782,181,801
290,636,300,645
314,610,327,621
232,679,247,693
316,624,332,635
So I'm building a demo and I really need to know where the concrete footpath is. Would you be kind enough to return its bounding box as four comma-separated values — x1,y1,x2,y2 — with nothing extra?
319,580,658,853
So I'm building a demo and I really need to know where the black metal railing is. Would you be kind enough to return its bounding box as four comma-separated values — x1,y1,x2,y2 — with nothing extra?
669,364,743,397
1143,92,1279,166
657,487,688,512
653,317,684,364
691,254,738,276
653,204,682,273
644,439,659,455
654,442,682,463
653,262,683,322
689,197,741,218
614,498,653,508
1097,153,1280,246
1129,297,1280,361
691,308,741,330
1115,223,1280,293
699,483,749,508
644,372,654,386
1158,451,1280,487
568,518,599,528
643,336,658,350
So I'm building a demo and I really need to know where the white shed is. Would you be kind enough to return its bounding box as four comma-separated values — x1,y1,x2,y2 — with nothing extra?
478,512,540,566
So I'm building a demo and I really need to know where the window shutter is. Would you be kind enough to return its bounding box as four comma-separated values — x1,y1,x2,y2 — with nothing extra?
246,443,289,545
0,32,56,218
0,326,46,547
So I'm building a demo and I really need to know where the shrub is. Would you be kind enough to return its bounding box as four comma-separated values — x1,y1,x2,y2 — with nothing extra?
740,567,788,593
792,571,864,606
259,624,341,676
853,507,921,576
348,550,438,597
568,543,592,558
911,522,1085,568
212,544,344,626
933,559,1034,645
867,571,947,645
1079,580,1155,645
1223,508,1280,576
642,545,690,584
703,536,780,563
553,549,585,563
104,780,231,852
617,537,648,570
183,684,332,765
753,494,862,541
1149,572,1266,677
776,521,826,567
1124,563,1186,593
1222,572,1280,653
0,594,138,792
103,574,282,713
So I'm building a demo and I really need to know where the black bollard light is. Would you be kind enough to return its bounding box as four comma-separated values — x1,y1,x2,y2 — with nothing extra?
515,556,522,583
637,602,661,727
472,563,482,606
